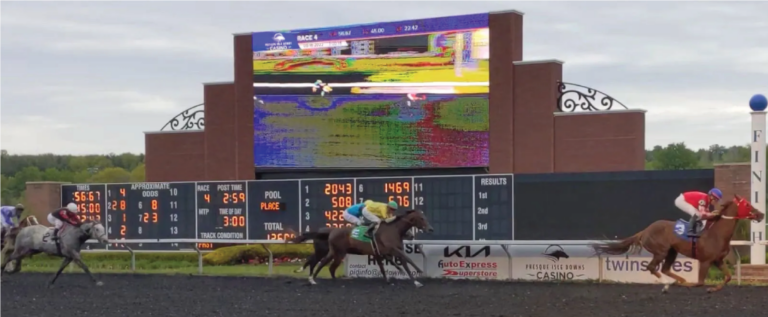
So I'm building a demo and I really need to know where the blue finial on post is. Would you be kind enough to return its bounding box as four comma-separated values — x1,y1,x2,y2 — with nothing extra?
750,94,767,111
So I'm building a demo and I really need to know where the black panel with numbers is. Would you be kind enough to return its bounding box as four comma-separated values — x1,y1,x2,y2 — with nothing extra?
356,177,413,212
300,179,355,232
60,184,107,250
473,175,514,240
247,180,301,241
105,183,196,250
195,182,248,240
412,176,474,240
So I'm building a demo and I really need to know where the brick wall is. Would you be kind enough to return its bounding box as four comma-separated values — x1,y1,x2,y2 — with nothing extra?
24,182,67,226
714,163,750,198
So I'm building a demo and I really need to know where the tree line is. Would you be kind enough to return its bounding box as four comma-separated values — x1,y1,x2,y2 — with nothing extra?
1,150,145,206
0,143,754,206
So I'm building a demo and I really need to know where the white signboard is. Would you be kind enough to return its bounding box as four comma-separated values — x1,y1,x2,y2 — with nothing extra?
601,255,699,284
345,244,423,279
422,244,510,280
509,244,600,281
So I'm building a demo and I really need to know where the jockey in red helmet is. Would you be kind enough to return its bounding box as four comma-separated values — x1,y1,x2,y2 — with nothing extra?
674,188,723,237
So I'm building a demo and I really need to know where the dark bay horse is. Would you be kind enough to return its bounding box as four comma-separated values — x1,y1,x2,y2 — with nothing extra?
308,209,433,287
292,226,415,276
592,195,764,293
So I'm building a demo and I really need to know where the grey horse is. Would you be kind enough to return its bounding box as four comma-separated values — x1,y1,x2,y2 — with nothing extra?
0,220,109,287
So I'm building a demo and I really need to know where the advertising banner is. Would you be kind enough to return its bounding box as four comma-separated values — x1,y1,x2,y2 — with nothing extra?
508,244,600,281
601,255,699,284
345,244,423,279
422,244,509,280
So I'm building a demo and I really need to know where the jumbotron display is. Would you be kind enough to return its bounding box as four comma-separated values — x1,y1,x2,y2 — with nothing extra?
252,13,490,168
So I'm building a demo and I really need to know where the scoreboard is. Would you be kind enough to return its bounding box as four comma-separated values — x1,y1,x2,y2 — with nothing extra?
61,174,514,250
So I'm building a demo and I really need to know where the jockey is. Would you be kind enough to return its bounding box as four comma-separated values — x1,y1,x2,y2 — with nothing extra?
47,203,82,241
0,203,24,239
343,200,398,237
674,188,723,237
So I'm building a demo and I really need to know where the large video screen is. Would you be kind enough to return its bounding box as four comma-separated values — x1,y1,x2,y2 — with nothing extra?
252,13,489,168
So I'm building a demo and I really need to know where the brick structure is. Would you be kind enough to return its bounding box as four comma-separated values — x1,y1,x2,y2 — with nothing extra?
23,182,66,226
144,11,647,181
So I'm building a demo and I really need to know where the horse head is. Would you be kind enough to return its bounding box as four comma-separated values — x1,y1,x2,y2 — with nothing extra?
80,221,109,244
716,195,765,222
394,209,434,233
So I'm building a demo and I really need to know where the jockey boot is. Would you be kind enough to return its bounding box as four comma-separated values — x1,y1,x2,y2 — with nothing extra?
364,224,376,239
52,228,60,241
687,214,700,237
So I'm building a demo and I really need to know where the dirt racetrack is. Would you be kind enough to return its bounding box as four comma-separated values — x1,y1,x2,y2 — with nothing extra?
2,273,766,317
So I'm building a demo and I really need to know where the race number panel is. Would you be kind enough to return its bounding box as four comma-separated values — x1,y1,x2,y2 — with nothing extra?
301,179,355,231
356,177,413,211
247,180,300,241
106,183,196,250
474,175,513,240
196,182,248,240
412,176,473,240
60,184,107,250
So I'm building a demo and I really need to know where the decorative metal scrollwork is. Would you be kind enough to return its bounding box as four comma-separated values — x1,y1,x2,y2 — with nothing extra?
160,103,204,131
557,82,628,112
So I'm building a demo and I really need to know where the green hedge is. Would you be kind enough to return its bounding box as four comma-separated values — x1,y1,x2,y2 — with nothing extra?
203,244,314,265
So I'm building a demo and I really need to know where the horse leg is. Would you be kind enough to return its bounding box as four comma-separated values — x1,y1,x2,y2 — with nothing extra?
310,250,335,285
659,249,686,293
644,253,668,289
48,257,73,288
679,260,710,288
328,255,343,279
384,255,407,274
373,255,390,283
295,254,314,273
706,259,731,293
71,254,103,286
309,246,329,276
390,248,423,287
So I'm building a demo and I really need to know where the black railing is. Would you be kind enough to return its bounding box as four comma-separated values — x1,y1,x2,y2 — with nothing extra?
160,103,204,131
557,82,628,112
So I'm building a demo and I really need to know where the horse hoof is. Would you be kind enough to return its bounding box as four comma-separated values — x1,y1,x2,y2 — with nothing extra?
308,277,317,285
706,287,718,293
96,281,104,286
414,281,423,288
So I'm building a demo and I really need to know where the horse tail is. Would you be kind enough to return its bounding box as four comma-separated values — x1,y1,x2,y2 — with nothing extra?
591,230,645,256
289,231,330,244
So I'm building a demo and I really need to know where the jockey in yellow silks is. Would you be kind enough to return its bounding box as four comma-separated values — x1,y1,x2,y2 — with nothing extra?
342,200,397,238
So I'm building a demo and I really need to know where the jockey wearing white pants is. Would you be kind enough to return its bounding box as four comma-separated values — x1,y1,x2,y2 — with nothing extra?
48,203,79,240
674,188,722,236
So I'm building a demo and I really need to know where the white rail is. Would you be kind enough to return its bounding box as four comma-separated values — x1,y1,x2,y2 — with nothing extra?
74,239,767,285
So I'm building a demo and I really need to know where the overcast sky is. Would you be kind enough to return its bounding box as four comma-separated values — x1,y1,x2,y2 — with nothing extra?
2,1,766,155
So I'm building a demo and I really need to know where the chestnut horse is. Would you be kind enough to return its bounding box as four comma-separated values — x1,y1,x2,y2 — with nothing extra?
592,195,764,293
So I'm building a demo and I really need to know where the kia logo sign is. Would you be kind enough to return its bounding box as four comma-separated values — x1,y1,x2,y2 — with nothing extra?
443,245,490,258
